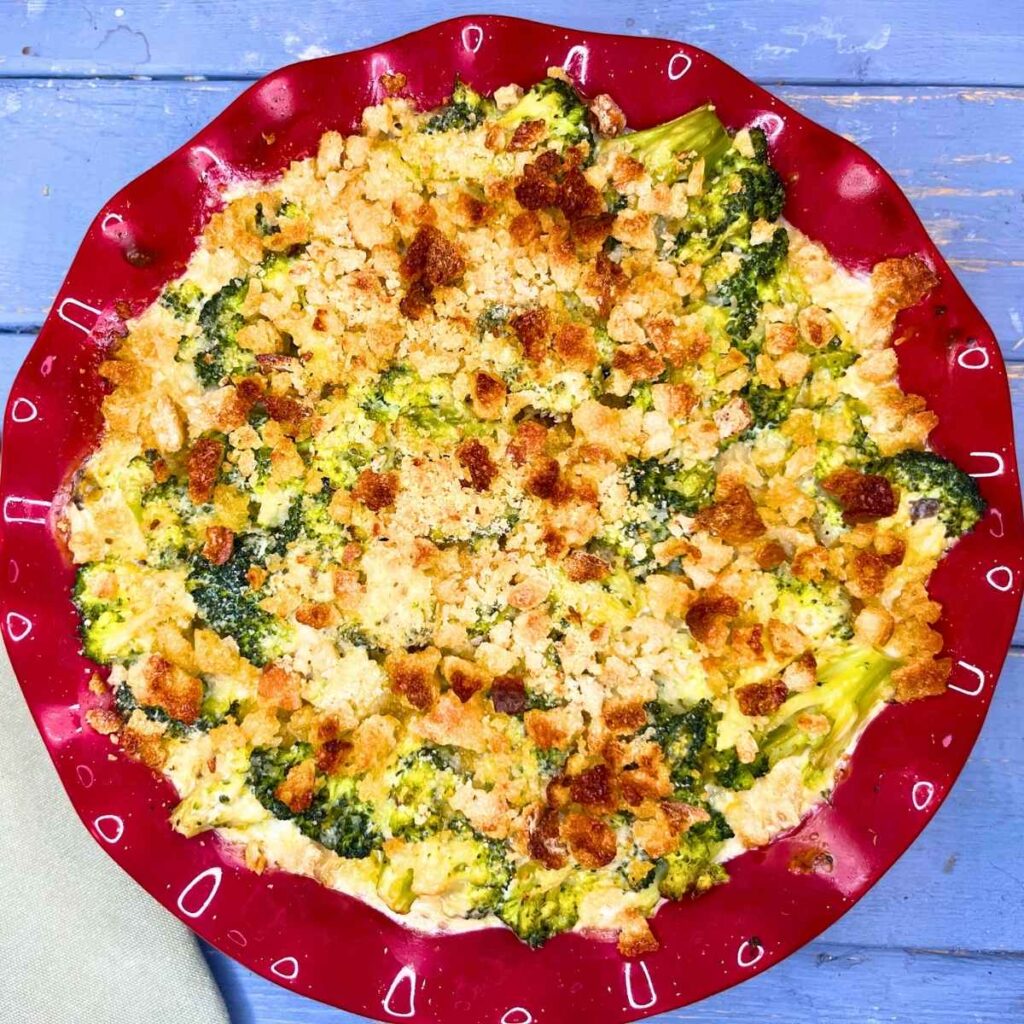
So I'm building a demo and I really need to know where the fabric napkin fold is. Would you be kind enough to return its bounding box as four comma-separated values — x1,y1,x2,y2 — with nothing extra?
0,646,231,1024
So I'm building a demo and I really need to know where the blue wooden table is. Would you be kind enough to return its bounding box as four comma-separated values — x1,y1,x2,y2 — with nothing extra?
3,3,1023,1020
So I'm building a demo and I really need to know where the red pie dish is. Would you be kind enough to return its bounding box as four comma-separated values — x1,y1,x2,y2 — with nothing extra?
2,15,1021,1023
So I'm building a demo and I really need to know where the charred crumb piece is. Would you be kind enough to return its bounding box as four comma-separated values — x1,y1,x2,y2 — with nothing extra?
187,437,225,504
562,810,617,868
379,71,407,96
589,93,627,137
456,438,498,492
685,593,739,647
202,525,235,565
471,370,507,420
528,806,567,868
401,225,465,288
510,307,552,363
569,763,613,808
385,647,441,711
693,482,766,545
352,469,398,511
490,674,526,715
563,549,610,583
822,469,898,524
737,678,789,717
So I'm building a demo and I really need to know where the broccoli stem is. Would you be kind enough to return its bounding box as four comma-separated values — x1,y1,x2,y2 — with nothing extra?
761,645,899,789
613,105,732,181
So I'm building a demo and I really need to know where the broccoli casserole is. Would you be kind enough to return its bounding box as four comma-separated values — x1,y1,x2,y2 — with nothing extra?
67,73,985,955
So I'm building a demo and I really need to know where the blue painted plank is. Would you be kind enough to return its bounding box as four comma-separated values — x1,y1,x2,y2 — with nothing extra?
0,79,1022,350
205,942,1024,1024
3,1,1024,86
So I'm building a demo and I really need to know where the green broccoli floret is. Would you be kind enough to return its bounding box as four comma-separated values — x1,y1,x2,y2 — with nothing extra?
870,450,985,537
377,827,512,917
497,77,593,151
773,567,853,642
424,77,495,133
714,225,790,352
497,865,597,947
711,746,770,790
298,487,350,552
609,104,732,182
187,538,292,667
73,562,145,664
188,277,256,387
303,773,381,858
656,811,731,900
676,127,786,265
649,698,716,798
648,699,765,798
359,364,470,442
760,644,899,791
137,475,195,567
594,457,715,577
385,746,465,839
160,280,205,319
247,744,381,858
744,381,797,429
624,456,717,518
811,340,857,379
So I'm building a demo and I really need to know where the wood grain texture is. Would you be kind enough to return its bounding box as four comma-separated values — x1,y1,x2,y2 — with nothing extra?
204,940,1024,1024
0,79,1022,349
3,1,1024,86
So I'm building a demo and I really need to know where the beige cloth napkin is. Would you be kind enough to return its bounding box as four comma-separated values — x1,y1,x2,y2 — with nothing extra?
0,646,231,1024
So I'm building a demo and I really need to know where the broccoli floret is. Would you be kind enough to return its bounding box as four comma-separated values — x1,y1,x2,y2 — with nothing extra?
247,744,381,858
74,562,146,664
656,812,731,900
247,742,311,817
593,457,714,578
298,487,350,552
187,539,292,667
424,77,495,133
137,475,195,567
161,280,205,319
648,699,764,799
744,381,797,429
497,865,596,947
760,645,899,791
377,828,512,917
189,277,256,387
385,746,465,839
676,127,786,265
360,364,469,442
497,77,593,151
713,226,790,352
712,747,769,790
610,104,732,182
811,340,857,379
467,600,514,643
649,698,716,797
624,456,717,518
303,774,381,858
871,450,985,537
773,567,853,642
